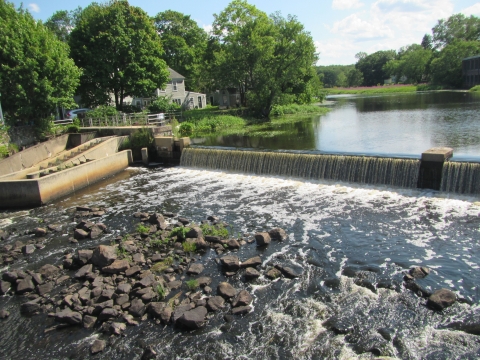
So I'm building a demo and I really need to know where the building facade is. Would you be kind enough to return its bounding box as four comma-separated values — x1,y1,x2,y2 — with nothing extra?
462,55,480,88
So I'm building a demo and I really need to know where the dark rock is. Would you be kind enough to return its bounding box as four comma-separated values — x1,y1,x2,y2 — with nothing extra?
116,283,132,294
207,296,225,312
0,309,10,319
167,280,182,290
378,327,396,341
31,273,43,285
268,228,287,241
217,282,236,298
37,282,53,296
76,206,92,212
0,280,11,295
205,235,222,243
404,280,432,298
227,239,240,249
125,265,141,277
186,226,202,238
241,256,262,268
74,229,89,240
92,245,117,268
22,244,35,255
428,288,457,310
16,277,35,294
266,268,282,280
196,276,212,287
177,217,190,225
76,249,93,265
142,346,157,360
20,298,42,315
110,322,126,335
133,253,145,264
89,225,103,239
221,255,240,271
102,259,130,274
98,308,119,321
187,263,204,275
327,318,354,335
232,306,252,315
409,266,430,279
33,227,47,237
100,289,115,301
195,237,208,251
47,224,61,232
232,290,253,307
148,303,172,324
162,212,176,218
172,304,192,324
92,211,105,217
93,300,114,316
255,232,271,246
38,264,60,278
83,315,97,329
275,265,301,279
2,271,18,283
177,306,208,329
129,298,146,317
74,264,93,279
55,309,83,325
149,213,167,230
136,274,156,288
0,230,9,240
244,268,261,280
90,339,106,354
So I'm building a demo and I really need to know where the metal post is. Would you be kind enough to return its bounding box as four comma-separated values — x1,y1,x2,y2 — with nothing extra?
0,92,4,124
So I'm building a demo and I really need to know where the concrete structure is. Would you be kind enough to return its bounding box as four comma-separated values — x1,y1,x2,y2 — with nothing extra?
141,148,149,165
154,136,190,165
130,68,207,110
417,147,453,190
462,55,480,88
209,88,241,108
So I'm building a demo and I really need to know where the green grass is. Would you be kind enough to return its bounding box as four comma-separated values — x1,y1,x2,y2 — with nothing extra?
270,104,330,117
155,283,166,300
469,85,480,92
186,279,199,291
200,223,229,238
151,256,174,273
326,85,417,95
169,227,191,241
416,84,450,91
182,241,197,253
136,223,150,234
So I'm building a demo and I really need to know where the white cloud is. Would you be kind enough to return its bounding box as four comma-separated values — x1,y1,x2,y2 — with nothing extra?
329,13,394,41
27,3,40,13
461,3,480,17
203,24,213,35
332,0,364,10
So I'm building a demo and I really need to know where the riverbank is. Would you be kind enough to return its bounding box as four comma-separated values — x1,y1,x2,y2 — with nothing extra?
180,105,330,138
325,84,417,95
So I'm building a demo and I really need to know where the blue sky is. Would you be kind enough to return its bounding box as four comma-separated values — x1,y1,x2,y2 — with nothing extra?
12,0,480,65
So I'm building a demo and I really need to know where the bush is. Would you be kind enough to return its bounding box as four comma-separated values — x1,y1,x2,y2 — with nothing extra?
88,105,118,118
270,104,325,117
186,279,199,291
0,145,8,159
130,127,153,148
120,104,142,113
148,96,181,113
469,85,480,92
179,123,193,137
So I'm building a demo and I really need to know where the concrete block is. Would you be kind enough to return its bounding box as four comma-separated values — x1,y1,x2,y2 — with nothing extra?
141,148,149,165
421,147,453,162
179,137,191,153
154,136,174,151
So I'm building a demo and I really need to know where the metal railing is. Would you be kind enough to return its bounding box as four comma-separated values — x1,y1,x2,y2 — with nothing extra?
53,119,73,125
78,112,181,128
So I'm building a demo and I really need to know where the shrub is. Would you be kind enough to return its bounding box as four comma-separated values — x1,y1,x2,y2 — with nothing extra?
130,127,153,148
182,242,196,253
136,223,150,234
120,104,142,113
179,122,193,137
200,223,229,238
186,279,199,291
469,85,480,92
151,256,174,273
155,283,166,300
0,145,8,159
88,105,118,118
169,227,191,241
148,96,181,113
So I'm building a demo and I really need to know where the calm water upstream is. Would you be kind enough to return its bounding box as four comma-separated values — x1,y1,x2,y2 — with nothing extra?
0,167,480,359
194,91,480,161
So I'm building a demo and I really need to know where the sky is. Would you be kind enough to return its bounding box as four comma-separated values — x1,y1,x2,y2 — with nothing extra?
11,0,480,65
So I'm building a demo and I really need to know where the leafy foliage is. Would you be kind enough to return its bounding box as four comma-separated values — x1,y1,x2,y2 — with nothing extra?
432,14,480,49
69,1,169,109
169,227,191,241
155,283,166,300
148,96,181,113
130,128,153,149
136,223,150,234
0,1,80,125
186,279,199,291
151,256,174,273
200,223,229,238
182,242,197,253
355,50,396,86
44,8,82,43
383,44,432,84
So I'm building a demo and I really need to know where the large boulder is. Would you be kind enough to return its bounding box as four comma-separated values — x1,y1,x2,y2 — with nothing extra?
232,290,253,307
55,309,83,325
241,256,262,268
428,289,456,310
409,266,430,279
186,226,202,239
149,213,167,230
38,264,60,279
187,263,204,275
255,232,271,246
217,282,236,299
91,245,117,268
33,227,47,237
102,259,130,274
89,225,104,239
129,298,146,317
268,228,287,241
245,267,261,280
16,277,35,294
90,339,106,354
0,281,11,295
207,296,225,312
74,264,92,279
74,229,89,240
76,249,93,265
20,298,42,315
221,255,240,271
177,306,208,330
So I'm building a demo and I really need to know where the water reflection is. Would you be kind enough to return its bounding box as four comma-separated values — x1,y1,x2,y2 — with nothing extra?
194,92,480,160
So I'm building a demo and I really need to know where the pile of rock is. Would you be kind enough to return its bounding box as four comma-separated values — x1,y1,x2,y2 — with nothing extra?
73,220,108,241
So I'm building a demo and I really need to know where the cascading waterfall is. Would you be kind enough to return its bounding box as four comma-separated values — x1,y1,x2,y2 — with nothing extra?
181,148,421,188
440,161,480,194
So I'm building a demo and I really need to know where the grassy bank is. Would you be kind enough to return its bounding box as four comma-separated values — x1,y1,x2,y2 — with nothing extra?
469,85,480,92
179,104,330,138
326,85,417,95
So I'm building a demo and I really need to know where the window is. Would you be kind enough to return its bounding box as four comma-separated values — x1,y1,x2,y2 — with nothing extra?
198,96,203,109
173,99,181,106
173,81,177,91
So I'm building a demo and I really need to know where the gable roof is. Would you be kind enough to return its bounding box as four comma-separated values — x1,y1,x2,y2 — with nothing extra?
168,68,185,80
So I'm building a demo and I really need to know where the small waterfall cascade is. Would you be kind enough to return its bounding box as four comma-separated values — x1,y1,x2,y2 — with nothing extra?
181,148,421,188
440,161,480,194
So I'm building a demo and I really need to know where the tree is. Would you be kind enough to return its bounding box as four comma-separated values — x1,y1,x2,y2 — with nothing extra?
212,1,320,117
0,1,80,124
430,41,480,87
383,44,432,84
69,0,169,109
44,7,82,43
153,10,208,92
355,50,396,86
432,14,480,49
421,34,433,50
346,68,363,87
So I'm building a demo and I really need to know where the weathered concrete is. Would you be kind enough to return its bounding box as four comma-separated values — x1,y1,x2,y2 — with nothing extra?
0,150,132,208
418,147,454,190
68,132,97,148
141,148,149,165
154,137,174,152
421,147,453,162
0,134,69,176
81,126,172,138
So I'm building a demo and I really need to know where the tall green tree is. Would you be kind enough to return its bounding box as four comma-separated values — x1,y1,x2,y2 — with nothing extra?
355,50,396,86
69,0,169,109
430,41,480,87
383,44,432,84
0,1,80,124
212,1,320,117
44,7,82,43
153,10,208,92
432,14,480,49
346,68,363,87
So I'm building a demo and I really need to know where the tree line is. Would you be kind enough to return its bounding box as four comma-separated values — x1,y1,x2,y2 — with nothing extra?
317,13,480,88
0,0,322,124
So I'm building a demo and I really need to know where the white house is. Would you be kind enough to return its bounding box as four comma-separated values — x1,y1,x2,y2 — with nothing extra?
129,68,206,110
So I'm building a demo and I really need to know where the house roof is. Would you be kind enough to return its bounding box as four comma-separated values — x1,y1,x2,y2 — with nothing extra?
463,54,480,61
168,68,185,80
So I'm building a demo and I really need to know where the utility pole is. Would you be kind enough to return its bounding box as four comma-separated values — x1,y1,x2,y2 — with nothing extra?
0,93,4,125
